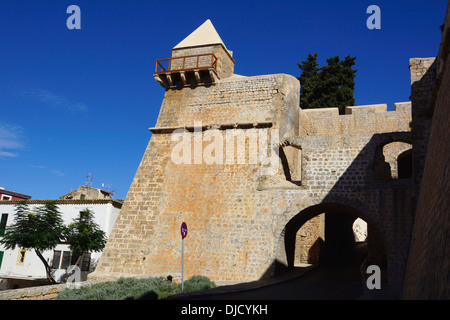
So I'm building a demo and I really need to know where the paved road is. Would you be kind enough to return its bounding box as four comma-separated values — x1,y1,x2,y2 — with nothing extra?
197,264,365,300
182,243,388,300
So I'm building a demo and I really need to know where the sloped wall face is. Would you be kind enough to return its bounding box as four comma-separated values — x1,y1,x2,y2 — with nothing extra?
403,7,450,299
403,64,450,299
91,74,300,281
409,57,437,186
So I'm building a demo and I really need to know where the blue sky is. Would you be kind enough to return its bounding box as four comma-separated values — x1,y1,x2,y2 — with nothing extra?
0,0,447,199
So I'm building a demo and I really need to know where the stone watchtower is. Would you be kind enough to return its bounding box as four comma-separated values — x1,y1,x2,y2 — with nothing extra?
154,19,235,88
91,20,300,281
91,20,416,297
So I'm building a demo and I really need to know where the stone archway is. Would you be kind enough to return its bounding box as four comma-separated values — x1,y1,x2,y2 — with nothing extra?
276,202,388,284
371,134,412,181
382,142,413,179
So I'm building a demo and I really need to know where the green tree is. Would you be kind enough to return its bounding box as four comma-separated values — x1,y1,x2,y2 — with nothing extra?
64,209,106,269
0,201,66,284
298,53,357,114
297,52,320,110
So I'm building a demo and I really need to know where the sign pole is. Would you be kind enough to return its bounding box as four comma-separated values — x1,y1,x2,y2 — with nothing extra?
181,237,184,293
180,222,188,293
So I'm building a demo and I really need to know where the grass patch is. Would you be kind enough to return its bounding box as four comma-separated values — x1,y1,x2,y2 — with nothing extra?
56,275,216,300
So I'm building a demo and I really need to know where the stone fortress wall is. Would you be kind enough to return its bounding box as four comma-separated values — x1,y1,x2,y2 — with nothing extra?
402,2,450,300
90,17,443,298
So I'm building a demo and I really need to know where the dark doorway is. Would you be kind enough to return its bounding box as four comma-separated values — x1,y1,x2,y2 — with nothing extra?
280,203,387,287
397,149,413,179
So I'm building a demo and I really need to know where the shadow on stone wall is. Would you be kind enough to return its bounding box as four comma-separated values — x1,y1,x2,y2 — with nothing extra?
267,131,416,298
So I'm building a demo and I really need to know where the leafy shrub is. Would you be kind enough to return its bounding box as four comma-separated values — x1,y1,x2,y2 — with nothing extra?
183,275,216,293
56,275,215,300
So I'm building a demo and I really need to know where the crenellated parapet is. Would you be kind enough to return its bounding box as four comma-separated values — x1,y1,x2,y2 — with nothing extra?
299,102,412,136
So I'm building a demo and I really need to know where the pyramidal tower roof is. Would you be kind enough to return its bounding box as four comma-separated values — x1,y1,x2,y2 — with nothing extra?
173,19,227,50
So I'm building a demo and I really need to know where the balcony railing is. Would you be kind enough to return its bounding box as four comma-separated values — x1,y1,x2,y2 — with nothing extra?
154,53,218,74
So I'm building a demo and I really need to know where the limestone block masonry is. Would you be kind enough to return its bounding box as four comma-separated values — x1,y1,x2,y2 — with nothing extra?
403,3,450,300
91,72,301,282
90,20,430,298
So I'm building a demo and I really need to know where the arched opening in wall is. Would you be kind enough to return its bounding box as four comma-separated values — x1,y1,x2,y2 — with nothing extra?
353,218,367,242
280,203,387,285
293,213,324,266
397,149,413,179
280,145,302,184
379,141,412,180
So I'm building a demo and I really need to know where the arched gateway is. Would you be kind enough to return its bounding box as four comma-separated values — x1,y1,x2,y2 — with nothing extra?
275,203,388,286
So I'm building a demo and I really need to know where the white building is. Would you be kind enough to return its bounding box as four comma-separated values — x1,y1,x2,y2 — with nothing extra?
0,199,122,289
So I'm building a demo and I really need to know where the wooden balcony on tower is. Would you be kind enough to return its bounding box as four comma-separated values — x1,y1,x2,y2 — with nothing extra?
154,53,219,89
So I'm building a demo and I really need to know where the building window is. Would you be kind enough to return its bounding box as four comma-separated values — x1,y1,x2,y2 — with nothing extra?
52,250,91,271
0,214,8,236
0,251,4,269
16,249,26,265
51,250,62,269
52,250,70,269
71,252,91,271
0,195,12,200
61,251,71,269
82,254,91,271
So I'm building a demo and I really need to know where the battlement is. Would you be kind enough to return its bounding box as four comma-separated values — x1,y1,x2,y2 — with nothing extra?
300,102,412,136
301,102,411,118
345,103,387,114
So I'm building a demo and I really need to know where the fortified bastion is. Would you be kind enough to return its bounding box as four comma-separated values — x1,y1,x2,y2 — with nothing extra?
90,20,432,297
